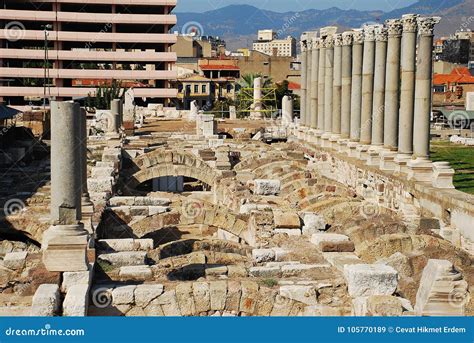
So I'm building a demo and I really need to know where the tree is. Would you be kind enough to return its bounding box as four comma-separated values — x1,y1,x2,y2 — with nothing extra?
85,80,126,110
239,73,273,89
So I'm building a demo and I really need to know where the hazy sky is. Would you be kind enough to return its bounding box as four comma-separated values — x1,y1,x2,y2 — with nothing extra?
175,0,418,13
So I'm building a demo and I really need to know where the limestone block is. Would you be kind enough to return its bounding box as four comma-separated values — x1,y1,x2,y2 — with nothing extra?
63,284,89,317
152,290,181,316
205,265,228,277
270,295,292,316
252,249,275,263
98,251,146,267
134,284,164,307
227,265,248,278
249,266,281,278
87,177,114,193
344,264,398,297
254,179,281,195
274,229,302,236
62,269,92,292
3,251,27,270
352,295,406,316
119,265,153,281
311,233,350,245
31,284,60,316
279,285,317,305
239,281,259,314
311,233,354,252
272,248,289,262
175,283,196,316
282,263,332,277
376,252,413,278
193,282,211,313
303,305,342,316
415,259,469,316
273,211,301,229
301,213,327,235
225,281,242,312
99,239,153,252
112,285,136,305
210,281,227,311
91,167,115,178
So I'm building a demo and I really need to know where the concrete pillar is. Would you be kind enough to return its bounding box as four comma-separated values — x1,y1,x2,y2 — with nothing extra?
322,35,334,146
282,95,294,125
396,14,418,171
300,38,307,127
367,25,388,166
43,101,88,272
359,25,377,147
306,46,313,127
348,29,364,156
310,38,320,129
380,19,403,171
79,108,93,215
253,77,263,119
332,34,343,140
340,32,353,141
110,99,121,133
408,16,441,182
317,38,326,136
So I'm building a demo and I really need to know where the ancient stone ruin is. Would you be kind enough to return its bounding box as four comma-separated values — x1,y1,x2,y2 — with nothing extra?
0,14,472,318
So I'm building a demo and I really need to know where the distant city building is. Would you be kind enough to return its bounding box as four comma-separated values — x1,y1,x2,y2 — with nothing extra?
172,34,226,58
252,30,296,57
435,30,473,65
0,0,178,105
433,67,474,107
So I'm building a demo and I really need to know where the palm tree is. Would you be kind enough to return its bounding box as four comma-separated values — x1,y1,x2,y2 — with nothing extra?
239,73,273,89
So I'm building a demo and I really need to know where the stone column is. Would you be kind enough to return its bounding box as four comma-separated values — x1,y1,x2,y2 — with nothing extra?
357,24,377,159
322,35,334,147
79,108,93,218
282,95,294,126
380,19,403,171
252,77,263,119
110,99,121,134
395,14,418,172
348,29,364,157
189,100,198,121
43,101,89,272
310,38,320,130
367,25,388,166
305,44,313,128
408,16,441,182
300,38,307,128
331,33,343,146
340,32,353,142
317,37,326,141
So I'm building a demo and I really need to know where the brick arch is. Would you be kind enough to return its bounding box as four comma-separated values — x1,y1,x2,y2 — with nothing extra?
125,149,221,192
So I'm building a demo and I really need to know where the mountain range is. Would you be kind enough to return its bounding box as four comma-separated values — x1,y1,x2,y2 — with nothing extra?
176,0,473,50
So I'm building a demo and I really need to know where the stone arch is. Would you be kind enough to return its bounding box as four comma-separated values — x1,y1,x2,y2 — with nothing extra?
124,149,221,192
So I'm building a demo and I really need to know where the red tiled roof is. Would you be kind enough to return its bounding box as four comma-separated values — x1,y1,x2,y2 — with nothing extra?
288,81,301,90
199,65,240,71
433,67,474,85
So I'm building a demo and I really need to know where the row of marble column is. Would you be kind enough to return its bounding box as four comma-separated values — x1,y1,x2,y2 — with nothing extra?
298,14,447,182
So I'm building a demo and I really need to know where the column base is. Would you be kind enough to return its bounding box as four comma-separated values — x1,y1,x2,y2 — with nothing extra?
42,224,90,272
329,134,340,150
379,149,398,171
321,133,332,148
306,129,319,144
394,154,411,174
407,158,433,182
347,141,359,158
355,144,370,161
432,162,455,189
337,138,350,154
366,146,383,166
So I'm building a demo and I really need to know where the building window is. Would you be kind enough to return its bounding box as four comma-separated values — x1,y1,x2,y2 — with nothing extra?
194,85,199,93
202,85,207,93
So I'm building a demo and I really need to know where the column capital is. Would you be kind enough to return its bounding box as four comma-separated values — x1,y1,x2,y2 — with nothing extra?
363,24,378,41
401,14,419,33
352,29,364,45
374,25,388,42
334,33,343,47
301,40,307,52
324,35,335,49
312,37,321,49
342,32,353,46
417,16,441,36
385,19,403,37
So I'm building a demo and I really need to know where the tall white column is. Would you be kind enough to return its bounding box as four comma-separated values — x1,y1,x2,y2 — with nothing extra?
380,19,403,171
340,32,353,141
253,77,263,119
300,38,307,128
332,34,343,143
282,95,294,126
306,43,313,128
317,37,326,140
367,25,388,166
348,29,364,157
322,35,334,147
310,38,320,130
395,14,418,172
408,16,441,182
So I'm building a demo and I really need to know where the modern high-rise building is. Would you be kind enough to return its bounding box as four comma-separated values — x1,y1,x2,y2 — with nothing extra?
0,0,178,105
253,30,296,58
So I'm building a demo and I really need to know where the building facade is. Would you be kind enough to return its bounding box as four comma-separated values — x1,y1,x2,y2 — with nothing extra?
0,0,178,105
253,30,296,57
